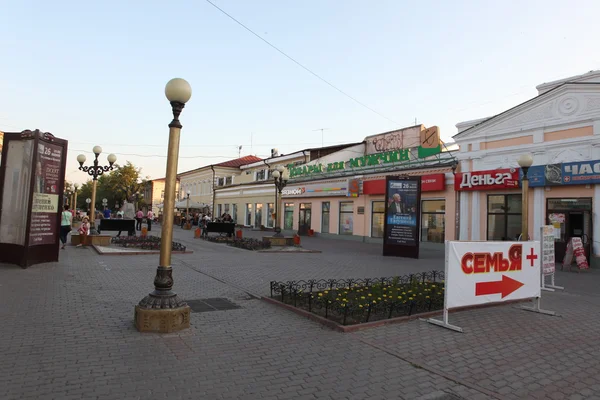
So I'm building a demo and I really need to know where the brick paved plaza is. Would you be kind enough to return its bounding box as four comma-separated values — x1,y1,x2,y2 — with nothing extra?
1,227,600,400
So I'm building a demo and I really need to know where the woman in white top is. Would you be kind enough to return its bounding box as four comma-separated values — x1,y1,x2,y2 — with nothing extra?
60,205,73,249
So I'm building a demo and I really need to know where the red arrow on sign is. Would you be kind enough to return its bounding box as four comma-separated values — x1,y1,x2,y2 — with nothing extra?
475,275,524,298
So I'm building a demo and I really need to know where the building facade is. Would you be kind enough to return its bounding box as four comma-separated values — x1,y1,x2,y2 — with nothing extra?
143,178,180,215
279,125,459,245
177,155,262,216
214,145,359,226
454,70,600,262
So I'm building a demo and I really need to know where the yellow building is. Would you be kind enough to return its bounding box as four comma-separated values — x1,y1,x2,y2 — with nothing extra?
177,156,262,217
143,178,180,215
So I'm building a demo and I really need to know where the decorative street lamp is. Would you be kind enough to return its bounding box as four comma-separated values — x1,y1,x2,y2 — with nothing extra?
517,153,534,241
85,198,91,216
271,165,289,237
135,77,192,333
73,184,79,211
184,190,191,230
77,148,117,229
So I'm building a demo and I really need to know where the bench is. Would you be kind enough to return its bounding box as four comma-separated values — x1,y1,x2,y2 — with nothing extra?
205,222,235,237
97,219,136,236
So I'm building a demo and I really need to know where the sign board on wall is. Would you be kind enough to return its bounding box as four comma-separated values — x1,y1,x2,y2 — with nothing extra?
383,176,421,258
281,179,359,198
525,160,600,187
455,168,520,191
362,174,445,194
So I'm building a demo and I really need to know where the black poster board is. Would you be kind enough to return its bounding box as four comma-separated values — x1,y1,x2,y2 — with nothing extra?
0,130,68,268
383,175,421,258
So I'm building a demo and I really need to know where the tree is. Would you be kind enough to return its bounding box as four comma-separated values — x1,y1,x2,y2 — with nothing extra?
74,162,148,211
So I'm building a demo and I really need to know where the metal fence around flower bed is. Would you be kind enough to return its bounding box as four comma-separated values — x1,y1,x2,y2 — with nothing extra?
270,271,445,326
110,236,186,252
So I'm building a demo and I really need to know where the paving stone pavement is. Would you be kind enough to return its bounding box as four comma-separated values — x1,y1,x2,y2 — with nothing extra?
1,227,599,399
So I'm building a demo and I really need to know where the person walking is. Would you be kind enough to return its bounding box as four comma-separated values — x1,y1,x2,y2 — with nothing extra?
60,205,72,249
76,217,90,247
136,209,144,231
146,209,154,232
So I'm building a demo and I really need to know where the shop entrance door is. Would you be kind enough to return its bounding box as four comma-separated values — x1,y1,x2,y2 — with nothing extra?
298,203,312,235
547,198,592,262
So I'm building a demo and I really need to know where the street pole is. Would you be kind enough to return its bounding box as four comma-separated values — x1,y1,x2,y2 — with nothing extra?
517,154,533,241
185,191,190,229
73,185,78,211
271,166,289,237
77,148,116,230
135,78,192,333
451,161,460,241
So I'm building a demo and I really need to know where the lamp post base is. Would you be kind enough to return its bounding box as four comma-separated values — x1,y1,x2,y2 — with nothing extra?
134,305,190,333
135,266,191,333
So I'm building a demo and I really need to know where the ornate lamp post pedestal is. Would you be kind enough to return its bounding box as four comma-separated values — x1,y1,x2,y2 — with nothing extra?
134,78,192,333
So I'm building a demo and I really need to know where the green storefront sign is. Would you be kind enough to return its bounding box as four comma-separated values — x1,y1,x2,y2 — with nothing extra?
288,146,439,179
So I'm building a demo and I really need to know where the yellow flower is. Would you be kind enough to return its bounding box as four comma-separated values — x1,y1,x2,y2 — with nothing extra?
426,296,430,299
359,304,363,308
328,300,332,303
397,296,402,299
343,298,348,302
324,290,329,294
318,293,323,297
377,297,382,301
402,292,406,295
432,285,436,288
361,296,365,300
409,297,413,300
383,294,387,298
372,300,377,304
368,293,372,297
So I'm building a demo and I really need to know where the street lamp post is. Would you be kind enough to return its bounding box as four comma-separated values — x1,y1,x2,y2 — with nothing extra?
185,190,191,230
77,148,117,229
73,184,79,211
135,78,192,333
518,153,534,241
451,160,460,240
271,165,289,237
85,198,91,216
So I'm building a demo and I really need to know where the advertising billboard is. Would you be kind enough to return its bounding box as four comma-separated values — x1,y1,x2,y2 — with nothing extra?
383,176,421,258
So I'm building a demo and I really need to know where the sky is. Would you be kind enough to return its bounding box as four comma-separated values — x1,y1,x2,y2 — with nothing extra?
1,0,600,184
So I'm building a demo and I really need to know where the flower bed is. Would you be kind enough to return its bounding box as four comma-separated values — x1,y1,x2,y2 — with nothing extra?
111,235,186,252
203,236,271,251
270,271,444,326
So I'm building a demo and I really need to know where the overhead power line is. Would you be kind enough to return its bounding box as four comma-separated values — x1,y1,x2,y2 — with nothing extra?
204,0,400,126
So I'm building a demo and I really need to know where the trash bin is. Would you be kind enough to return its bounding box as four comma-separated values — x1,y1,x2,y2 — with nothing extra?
194,227,201,238
236,229,243,239
293,234,301,246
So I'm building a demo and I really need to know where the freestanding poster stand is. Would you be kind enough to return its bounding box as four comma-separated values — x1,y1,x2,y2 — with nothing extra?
382,175,421,258
0,130,68,268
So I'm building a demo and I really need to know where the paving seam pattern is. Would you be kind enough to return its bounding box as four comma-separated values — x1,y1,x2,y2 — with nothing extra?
357,337,507,400
174,257,263,299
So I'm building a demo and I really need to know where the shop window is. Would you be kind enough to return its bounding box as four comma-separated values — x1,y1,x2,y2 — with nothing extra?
245,203,253,226
217,204,222,218
339,201,354,235
321,202,330,234
421,200,445,243
487,195,521,241
284,203,294,230
267,203,274,228
224,204,230,214
371,201,385,238
232,204,238,224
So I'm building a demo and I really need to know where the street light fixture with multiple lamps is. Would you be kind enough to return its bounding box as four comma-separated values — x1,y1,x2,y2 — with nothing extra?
134,78,192,333
77,148,117,228
272,165,289,237
517,153,534,241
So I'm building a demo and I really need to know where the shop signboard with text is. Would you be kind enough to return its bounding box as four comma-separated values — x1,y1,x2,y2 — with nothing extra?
455,168,520,191
281,181,349,198
383,176,421,258
362,173,445,194
524,159,600,187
